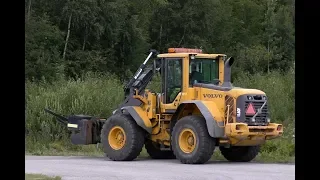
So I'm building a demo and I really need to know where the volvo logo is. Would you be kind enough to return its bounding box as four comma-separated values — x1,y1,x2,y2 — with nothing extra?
203,94,222,98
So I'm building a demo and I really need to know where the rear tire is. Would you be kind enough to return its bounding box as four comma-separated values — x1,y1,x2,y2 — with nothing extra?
219,145,260,162
145,139,175,159
171,115,215,164
101,113,145,161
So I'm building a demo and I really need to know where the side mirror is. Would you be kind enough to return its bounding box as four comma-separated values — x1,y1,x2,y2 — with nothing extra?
153,59,161,74
150,49,159,58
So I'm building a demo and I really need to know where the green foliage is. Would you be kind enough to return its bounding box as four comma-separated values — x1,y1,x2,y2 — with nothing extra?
65,50,110,78
25,174,61,180
25,16,65,82
26,72,124,142
25,0,295,81
146,74,162,92
233,45,271,73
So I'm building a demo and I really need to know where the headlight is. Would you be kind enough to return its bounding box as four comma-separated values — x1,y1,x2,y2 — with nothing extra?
247,96,253,100
267,118,270,122
263,96,267,100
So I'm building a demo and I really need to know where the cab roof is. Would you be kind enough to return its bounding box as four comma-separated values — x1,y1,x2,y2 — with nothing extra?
157,53,226,59
157,48,226,59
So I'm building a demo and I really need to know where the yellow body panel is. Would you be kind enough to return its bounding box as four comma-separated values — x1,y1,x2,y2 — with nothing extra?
144,90,157,119
132,106,152,128
196,87,265,101
225,123,283,145
160,92,184,113
150,121,171,146
228,88,265,98
198,88,225,104
201,101,225,122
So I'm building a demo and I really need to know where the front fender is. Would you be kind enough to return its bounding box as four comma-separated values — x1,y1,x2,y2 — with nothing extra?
121,106,152,133
171,100,225,138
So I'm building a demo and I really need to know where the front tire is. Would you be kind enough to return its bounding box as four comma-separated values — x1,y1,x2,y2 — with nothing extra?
101,113,145,161
171,115,216,164
219,145,260,162
145,139,175,159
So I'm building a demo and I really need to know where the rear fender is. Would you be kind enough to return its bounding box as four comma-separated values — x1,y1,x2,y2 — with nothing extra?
171,100,225,138
121,106,152,133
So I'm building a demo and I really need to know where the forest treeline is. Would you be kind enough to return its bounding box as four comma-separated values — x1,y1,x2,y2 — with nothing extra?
25,0,295,82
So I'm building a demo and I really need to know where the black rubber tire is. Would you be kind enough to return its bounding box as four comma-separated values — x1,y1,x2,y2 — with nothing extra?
171,115,216,164
101,113,145,161
145,139,176,159
219,145,260,162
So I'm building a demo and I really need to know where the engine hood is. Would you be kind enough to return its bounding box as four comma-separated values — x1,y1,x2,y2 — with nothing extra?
228,87,265,98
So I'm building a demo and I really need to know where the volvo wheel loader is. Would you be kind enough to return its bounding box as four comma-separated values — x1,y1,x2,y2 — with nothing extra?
45,48,283,164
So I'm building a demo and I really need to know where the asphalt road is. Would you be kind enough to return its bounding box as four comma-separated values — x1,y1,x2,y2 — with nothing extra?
25,156,295,180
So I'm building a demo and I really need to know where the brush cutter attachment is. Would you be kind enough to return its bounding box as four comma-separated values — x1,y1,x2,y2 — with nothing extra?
44,108,105,145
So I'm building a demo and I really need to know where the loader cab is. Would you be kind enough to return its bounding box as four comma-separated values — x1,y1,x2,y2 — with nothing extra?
156,48,228,113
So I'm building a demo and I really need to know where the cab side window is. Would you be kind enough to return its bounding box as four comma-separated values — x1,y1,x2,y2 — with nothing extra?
189,59,219,86
166,59,182,103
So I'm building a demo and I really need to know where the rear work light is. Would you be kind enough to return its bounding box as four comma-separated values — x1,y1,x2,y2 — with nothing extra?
168,48,203,53
277,125,282,131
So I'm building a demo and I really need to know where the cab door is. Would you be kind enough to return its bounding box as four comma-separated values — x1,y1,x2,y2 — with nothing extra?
160,58,183,114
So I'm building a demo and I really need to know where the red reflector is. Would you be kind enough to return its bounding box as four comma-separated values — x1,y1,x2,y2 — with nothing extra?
246,103,256,115
277,125,282,131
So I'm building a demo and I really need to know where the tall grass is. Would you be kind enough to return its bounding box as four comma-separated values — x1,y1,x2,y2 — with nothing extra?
25,72,124,152
25,70,294,162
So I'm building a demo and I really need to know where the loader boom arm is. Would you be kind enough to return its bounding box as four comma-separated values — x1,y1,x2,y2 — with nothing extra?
123,50,155,94
117,49,160,111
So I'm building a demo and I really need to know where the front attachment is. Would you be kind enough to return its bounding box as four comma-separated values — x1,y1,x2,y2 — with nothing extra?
44,108,105,145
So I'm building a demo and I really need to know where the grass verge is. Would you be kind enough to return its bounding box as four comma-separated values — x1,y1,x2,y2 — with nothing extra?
25,174,61,180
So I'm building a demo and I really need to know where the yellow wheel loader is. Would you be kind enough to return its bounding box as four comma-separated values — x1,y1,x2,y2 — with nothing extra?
45,48,283,164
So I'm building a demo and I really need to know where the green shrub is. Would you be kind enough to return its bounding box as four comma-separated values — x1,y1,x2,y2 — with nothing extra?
26,72,124,143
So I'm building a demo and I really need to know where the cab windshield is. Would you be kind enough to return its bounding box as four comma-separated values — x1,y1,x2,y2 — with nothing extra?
189,58,219,86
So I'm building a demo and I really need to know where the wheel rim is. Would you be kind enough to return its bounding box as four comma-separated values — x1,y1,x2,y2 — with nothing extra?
178,128,196,153
108,126,126,150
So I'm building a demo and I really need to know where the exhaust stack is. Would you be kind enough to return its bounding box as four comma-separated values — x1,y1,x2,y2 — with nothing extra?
222,57,235,87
